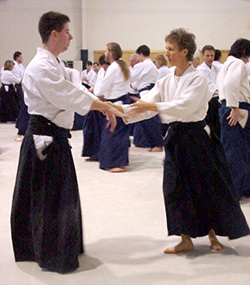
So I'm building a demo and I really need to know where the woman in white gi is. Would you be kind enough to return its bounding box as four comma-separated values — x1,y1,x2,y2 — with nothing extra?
217,38,250,200
0,60,20,122
93,42,131,173
10,11,126,274
154,53,171,80
112,28,250,253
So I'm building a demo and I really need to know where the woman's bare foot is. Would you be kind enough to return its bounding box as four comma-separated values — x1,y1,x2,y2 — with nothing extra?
209,229,224,251
108,166,127,173
164,235,194,254
148,146,163,152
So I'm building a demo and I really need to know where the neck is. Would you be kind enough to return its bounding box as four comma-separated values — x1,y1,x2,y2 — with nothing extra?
42,43,60,58
175,61,190,76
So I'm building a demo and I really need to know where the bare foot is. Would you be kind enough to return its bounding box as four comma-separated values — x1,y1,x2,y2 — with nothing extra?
164,235,194,254
14,135,23,142
108,167,127,173
148,146,163,152
209,229,224,251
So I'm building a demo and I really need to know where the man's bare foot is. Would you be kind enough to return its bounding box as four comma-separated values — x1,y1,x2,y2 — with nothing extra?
164,235,194,254
148,146,163,152
209,229,224,251
108,166,127,173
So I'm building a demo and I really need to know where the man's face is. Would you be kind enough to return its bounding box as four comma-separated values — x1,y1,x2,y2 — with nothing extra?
203,50,215,67
86,64,92,71
16,55,22,64
56,22,73,53
93,64,100,73
165,41,187,67
130,56,138,67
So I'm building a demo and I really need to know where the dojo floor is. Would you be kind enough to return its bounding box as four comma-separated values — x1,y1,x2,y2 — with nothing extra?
1,122,250,285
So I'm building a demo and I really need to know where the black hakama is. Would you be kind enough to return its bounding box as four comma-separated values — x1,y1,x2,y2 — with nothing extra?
205,96,221,139
72,113,86,130
219,101,250,199
163,120,250,239
99,94,131,170
11,115,84,273
0,84,19,122
82,110,105,160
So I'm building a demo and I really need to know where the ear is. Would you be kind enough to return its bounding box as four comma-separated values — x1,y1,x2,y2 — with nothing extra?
182,48,188,57
51,30,58,40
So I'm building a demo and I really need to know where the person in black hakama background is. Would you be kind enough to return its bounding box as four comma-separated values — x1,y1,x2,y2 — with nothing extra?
111,28,250,253
10,11,126,274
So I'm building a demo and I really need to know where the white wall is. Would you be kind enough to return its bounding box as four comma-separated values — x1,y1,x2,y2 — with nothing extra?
0,0,249,67
0,0,83,67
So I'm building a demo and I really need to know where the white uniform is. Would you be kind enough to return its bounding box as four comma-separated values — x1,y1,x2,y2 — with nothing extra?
22,48,96,129
123,65,210,124
80,69,96,87
12,61,25,79
1,70,21,91
94,61,130,102
213,60,223,71
130,58,158,97
217,56,250,107
246,62,250,83
197,62,220,96
157,65,171,80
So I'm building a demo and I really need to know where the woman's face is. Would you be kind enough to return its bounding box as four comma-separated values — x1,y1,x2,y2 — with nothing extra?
165,41,188,67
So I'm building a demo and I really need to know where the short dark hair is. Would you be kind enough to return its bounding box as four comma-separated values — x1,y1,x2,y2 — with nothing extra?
13,51,22,60
38,11,70,43
93,62,99,66
214,49,222,61
165,28,196,61
201,45,215,55
228,39,250,59
136,45,150,57
86,61,92,66
98,54,109,66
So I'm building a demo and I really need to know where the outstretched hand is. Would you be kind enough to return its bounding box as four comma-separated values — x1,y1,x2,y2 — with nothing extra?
127,100,158,117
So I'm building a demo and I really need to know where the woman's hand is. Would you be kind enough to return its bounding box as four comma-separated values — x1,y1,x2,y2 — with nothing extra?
227,107,245,126
127,100,158,117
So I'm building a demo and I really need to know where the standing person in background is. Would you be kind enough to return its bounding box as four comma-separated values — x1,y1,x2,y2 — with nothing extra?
217,38,250,200
93,42,131,172
12,51,30,142
130,45,164,151
112,28,250,253
0,60,20,122
154,53,171,80
10,11,126,274
82,55,109,161
198,45,221,137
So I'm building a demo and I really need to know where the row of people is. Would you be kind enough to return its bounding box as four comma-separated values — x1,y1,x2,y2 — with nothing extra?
10,11,250,274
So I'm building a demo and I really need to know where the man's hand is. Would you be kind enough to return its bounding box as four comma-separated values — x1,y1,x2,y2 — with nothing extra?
227,107,244,126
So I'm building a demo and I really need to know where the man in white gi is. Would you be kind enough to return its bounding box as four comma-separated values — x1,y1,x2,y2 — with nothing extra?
10,11,125,274
130,45,164,151
12,51,26,79
198,45,221,137
80,60,96,89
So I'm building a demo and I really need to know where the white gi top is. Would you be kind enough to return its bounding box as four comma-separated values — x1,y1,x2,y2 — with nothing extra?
94,61,130,102
130,58,158,91
122,65,210,124
80,69,96,87
157,65,171,80
246,62,250,83
1,69,21,92
12,61,26,79
197,62,220,96
94,67,109,98
212,61,223,71
217,56,250,107
22,48,97,129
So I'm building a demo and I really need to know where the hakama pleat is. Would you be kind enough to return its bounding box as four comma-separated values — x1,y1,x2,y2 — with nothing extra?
133,115,164,148
11,117,84,273
205,96,221,139
82,110,105,159
163,121,250,239
219,101,250,199
72,113,86,130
